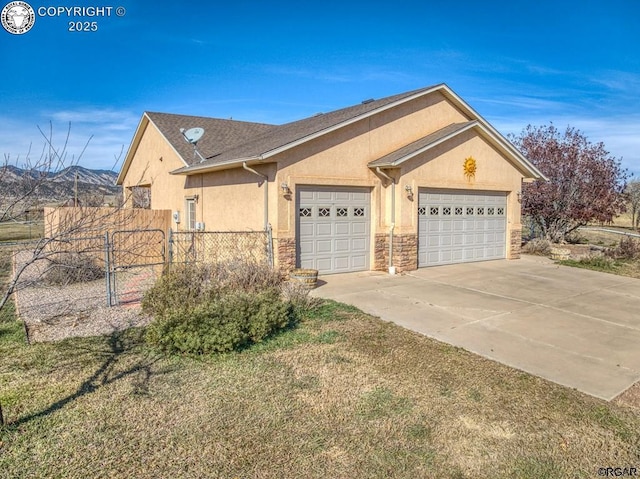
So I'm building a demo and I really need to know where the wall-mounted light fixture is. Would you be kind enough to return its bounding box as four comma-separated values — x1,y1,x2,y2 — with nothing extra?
517,191,522,203
405,184,413,199
281,182,291,195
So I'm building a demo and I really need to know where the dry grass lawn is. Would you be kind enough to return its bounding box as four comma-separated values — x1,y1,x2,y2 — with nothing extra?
0,222,44,242
1,307,640,477
1,250,640,478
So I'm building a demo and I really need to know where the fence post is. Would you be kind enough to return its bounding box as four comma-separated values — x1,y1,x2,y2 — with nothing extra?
168,228,173,265
104,232,111,307
266,224,274,267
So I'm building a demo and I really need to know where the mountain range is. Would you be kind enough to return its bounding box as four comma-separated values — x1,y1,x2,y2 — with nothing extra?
1,165,121,202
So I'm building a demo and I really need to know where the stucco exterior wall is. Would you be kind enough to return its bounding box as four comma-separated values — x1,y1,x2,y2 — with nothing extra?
274,92,472,241
397,130,524,260
120,122,193,230
121,89,529,271
185,164,277,232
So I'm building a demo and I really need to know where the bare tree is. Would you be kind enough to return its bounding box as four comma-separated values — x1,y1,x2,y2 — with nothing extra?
625,180,640,230
0,124,149,313
0,122,92,224
511,124,628,242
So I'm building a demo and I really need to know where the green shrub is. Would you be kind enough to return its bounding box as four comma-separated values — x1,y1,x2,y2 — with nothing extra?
213,259,284,293
141,264,219,317
142,261,286,318
145,288,294,354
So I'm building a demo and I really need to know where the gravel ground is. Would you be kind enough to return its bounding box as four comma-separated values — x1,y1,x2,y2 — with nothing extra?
12,250,158,343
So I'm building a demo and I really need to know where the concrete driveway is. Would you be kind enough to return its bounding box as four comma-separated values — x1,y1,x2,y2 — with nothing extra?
312,255,640,400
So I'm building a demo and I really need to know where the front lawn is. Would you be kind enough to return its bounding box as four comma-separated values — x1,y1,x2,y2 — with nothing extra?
558,256,640,279
1,294,639,478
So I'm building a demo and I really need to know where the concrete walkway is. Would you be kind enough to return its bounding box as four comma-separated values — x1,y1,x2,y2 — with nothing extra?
312,255,640,400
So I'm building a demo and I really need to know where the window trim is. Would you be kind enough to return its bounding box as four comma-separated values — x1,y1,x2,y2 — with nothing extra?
185,197,197,231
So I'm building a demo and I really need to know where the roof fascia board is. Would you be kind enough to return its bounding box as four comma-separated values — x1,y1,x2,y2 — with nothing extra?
437,85,546,180
170,156,264,175
116,113,149,185
373,121,478,167
259,84,447,160
117,112,192,185
473,123,546,179
371,120,545,180
146,115,190,169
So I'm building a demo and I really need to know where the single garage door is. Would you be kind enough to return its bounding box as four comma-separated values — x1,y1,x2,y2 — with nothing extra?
418,189,507,267
297,186,370,274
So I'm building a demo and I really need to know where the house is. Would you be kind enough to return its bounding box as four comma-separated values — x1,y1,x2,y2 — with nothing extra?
116,83,545,274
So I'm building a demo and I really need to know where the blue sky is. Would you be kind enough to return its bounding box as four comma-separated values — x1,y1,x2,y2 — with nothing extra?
1,0,639,176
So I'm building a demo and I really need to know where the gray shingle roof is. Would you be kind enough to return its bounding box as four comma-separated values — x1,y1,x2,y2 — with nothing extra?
170,84,442,173
368,121,477,167
146,112,276,166
119,83,545,182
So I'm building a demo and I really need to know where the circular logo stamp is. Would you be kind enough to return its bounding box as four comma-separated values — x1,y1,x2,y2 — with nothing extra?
1,1,35,35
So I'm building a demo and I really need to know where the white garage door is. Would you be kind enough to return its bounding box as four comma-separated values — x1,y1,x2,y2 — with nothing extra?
297,186,370,274
418,189,507,267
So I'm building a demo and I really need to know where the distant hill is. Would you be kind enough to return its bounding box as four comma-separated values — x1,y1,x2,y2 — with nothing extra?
0,165,121,204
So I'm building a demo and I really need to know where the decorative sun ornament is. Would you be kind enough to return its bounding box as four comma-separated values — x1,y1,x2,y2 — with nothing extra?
463,156,477,180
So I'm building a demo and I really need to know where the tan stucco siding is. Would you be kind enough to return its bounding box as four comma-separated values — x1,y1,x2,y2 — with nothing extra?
369,91,469,157
120,122,189,218
187,164,276,232
273,92,472,240
397,131,524,258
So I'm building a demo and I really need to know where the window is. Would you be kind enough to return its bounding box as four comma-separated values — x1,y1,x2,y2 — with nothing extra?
186,198,196,231
299,207,312,217
319,207,331,217
130,186,151,209
354,207,365,217
429,206,439,216
337,207,348,217
418,207,426,216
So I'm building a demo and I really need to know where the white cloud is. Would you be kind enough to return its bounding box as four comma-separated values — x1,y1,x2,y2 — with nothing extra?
490,114,640,177
0,108,139,171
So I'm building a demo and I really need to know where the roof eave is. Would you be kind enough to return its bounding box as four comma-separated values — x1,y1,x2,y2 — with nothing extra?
436,85,547,180
170,156,266,175
258,84,448,161
369,121,478,168
117,112,194,185
116,113,150,185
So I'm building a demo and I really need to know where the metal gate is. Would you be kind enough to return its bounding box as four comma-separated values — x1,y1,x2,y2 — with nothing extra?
106,229,166,306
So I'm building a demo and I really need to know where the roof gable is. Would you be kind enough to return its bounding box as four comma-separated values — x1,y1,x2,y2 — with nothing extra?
118,83,545,183
368,121,478,168
116,112,275,184
171,85,445,174
146,112,276,166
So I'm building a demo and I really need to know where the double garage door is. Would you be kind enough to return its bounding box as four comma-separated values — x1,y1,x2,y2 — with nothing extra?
418,189,507,267
296,186,506,273
297,187,370,274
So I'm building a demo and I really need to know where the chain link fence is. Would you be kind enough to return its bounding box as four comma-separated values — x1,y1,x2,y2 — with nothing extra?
2,227,274,342
169,228,273,266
